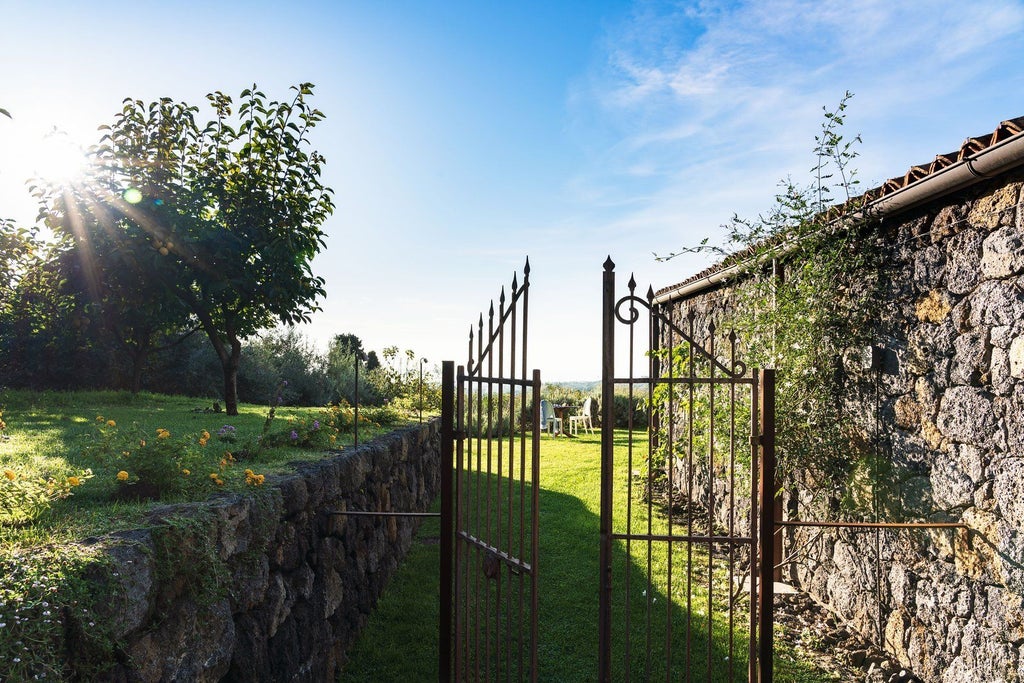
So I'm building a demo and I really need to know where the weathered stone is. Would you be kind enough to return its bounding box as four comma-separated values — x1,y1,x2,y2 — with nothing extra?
992,457,1024,527
893,395,922,429
931,448,974,509
946,230,985,295
990,346,1013,395
949,333,988,386
936,386,998,447
1010,335,1024,379
914,243,946,291
914,289,953,323
969,280,1024,329
968,183,1020,231
981,224,1024,279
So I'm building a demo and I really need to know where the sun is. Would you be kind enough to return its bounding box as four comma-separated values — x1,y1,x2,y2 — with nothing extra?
31,130,88,185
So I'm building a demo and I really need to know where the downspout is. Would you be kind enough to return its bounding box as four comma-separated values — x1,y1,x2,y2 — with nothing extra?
654,130,1024,305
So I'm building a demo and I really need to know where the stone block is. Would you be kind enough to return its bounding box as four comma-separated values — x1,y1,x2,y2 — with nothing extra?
992,457,1024,528
981,225,1024,279
946,229,984,295
969,280,1024,329
968,183,1020,231
1010,336,1024,379
932,448,974,509
936,386,998,447
915,289,953,324
949,333,988,386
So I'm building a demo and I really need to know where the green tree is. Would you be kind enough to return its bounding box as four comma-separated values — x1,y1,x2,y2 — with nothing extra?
37,84,335,414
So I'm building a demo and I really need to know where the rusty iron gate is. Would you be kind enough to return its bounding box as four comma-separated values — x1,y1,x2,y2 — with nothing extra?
598,258,776,682
440,259,540,681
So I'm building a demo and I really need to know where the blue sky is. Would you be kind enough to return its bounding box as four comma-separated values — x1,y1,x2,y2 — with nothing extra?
2,0,1023,381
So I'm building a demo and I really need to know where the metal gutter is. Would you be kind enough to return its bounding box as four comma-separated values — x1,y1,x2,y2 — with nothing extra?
654,130,1024,305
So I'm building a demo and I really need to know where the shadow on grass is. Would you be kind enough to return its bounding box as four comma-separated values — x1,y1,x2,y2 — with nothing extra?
341,476,747,681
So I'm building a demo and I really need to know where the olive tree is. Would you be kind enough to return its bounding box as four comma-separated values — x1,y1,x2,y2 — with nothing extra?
38,84,334,414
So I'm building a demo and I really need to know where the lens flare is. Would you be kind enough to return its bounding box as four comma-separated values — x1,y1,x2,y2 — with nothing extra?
123,188,143,204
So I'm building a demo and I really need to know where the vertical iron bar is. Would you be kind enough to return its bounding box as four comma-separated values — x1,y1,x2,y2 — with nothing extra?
686,313,695,677
707,325,716,679
475,314,484,681
354,352,359,447
748,369,759,683
599,257,615,683
758,369,776,683
440,361,454,681
728,333,737,681
529,368,541,683
457,364,467,680
486,304,495,680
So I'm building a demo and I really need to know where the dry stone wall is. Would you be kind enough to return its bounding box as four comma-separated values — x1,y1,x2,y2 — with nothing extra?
65,421,441,682
662,170,1024,682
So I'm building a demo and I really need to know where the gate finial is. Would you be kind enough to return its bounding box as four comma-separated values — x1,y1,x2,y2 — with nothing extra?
604,256,615,271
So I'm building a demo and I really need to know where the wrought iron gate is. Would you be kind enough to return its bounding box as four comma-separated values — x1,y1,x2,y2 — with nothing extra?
598,258,776,682
441,259,540,681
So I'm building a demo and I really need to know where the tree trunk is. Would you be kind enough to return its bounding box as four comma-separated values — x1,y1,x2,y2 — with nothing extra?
222,337,242,415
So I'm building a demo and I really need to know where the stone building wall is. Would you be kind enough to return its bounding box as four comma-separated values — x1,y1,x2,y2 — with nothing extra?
65,420,442,682
660,170,1024,682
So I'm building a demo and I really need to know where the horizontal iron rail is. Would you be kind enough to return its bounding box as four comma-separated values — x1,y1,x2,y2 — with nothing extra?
608,376,756,386
457,530,534,574
327,510,441,518
458,374,537,389
778,520,968,530
611,531,754,544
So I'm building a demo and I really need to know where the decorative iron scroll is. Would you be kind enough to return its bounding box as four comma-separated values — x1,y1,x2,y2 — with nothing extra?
611,264,747,379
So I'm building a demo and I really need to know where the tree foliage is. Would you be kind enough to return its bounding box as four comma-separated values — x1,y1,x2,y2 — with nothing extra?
35,84,334,414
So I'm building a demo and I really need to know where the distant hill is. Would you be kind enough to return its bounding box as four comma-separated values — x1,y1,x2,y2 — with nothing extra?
545,380,599,392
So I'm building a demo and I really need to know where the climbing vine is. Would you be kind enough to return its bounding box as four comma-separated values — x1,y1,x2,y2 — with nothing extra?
655,93,886,514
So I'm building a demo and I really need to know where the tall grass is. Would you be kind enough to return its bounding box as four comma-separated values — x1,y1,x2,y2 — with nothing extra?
341,431,831,681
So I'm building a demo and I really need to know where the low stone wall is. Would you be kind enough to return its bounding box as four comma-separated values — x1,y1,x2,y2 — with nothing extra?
67,420,442,682
659,170,1024,681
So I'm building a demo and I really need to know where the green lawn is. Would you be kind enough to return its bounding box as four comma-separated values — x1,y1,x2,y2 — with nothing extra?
0,388,404,549
341,430,832,681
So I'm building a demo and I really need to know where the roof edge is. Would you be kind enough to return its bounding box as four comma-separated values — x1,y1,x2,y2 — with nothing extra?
655,119,1024,305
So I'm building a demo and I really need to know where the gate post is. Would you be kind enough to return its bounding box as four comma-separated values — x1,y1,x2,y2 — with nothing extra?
598,257,615,683
440,360,454,681
758,369,776,683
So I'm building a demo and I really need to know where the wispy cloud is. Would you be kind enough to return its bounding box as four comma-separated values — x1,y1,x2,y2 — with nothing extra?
569,0,1024,259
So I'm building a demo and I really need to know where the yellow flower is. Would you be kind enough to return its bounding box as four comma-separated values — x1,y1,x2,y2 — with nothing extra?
181,469,191,476
96,415,104,422
3,469,16,481
106,419,116,427
67,476,81,487
214,477,224,486
199,437,209,447
116,471,129,481
209,472,219,480
122,451,131,457
139,439,146,447
156,428,170,439
201,430,211,440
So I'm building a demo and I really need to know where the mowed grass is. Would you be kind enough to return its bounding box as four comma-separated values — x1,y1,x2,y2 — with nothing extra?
341,430,831,681
0,388,402,550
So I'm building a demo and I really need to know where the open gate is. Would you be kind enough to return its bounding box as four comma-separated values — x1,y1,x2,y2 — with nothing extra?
441,259,540,681
598,258,776,682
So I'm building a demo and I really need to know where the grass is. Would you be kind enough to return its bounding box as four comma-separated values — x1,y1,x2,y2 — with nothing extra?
0,388,407,548
341,429,834,681
0,388,415,679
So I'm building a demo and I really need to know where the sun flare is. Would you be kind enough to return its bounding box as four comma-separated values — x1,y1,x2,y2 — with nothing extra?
31,131,88,185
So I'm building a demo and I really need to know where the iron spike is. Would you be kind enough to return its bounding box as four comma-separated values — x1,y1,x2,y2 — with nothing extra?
512,272,518,293
604,256,615,271
500,287,506,305
646,285,655,302
523,257,531,276
628,274,637,293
